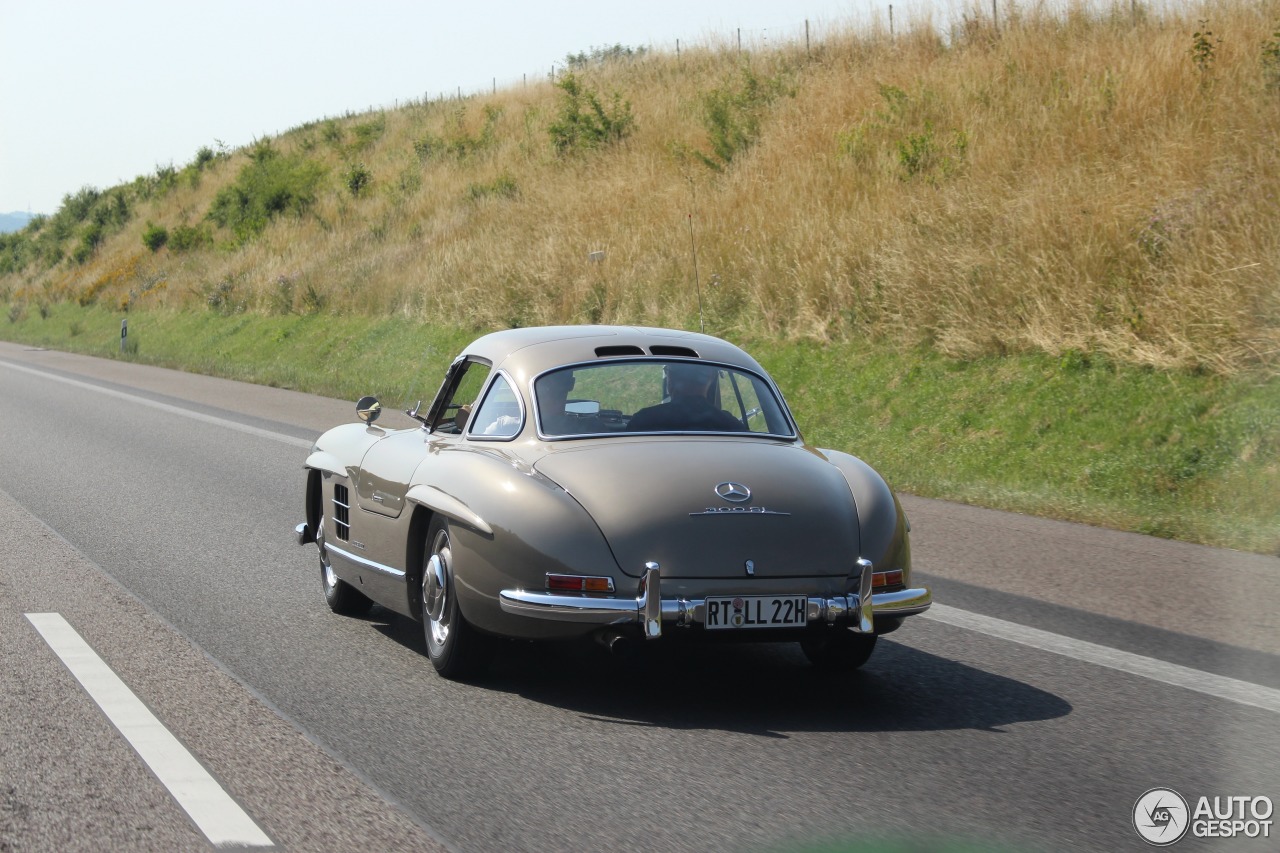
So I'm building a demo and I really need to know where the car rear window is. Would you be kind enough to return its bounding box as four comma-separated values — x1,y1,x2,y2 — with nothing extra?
534,360,794,438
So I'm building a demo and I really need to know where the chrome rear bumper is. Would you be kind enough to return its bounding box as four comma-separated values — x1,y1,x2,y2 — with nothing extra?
498,561,931,639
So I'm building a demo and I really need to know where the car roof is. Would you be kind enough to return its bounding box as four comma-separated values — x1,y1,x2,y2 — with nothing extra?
463,325,767,378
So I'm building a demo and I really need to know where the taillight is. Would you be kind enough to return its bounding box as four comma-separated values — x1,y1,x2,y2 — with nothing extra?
872,569,903,589
546,574,615,593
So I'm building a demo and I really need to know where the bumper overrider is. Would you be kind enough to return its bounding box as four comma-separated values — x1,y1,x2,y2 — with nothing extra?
498,560,931,639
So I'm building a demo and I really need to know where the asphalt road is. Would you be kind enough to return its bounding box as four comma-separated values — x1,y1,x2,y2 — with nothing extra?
1,341,1277,853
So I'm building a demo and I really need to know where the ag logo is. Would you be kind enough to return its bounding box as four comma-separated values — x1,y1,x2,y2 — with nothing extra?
1134,788,1190,846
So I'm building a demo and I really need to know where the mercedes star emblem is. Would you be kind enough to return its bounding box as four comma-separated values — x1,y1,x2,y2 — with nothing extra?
714,482,752,503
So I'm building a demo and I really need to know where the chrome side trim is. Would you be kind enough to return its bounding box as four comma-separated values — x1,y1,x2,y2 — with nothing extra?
326,543,407,579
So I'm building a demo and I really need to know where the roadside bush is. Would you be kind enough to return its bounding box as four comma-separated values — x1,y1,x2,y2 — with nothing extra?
207,144,326,242
344,162,373,197
169,224,212,252
696,66,791,170
142,223,169,252
547,73,634,155
350,115,386,151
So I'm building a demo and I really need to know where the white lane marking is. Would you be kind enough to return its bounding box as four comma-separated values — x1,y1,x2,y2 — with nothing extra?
0,360,312,449
923,603,1280,715
25,613,275,849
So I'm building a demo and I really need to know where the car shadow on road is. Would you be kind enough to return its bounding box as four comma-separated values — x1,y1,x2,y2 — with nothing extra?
370,613,1071,737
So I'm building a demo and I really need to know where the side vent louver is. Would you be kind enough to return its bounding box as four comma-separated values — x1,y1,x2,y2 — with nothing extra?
333,483,351,541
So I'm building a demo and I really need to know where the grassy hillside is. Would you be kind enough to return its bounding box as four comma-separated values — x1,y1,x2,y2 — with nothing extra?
1,1,1278,553
3,0,1277,373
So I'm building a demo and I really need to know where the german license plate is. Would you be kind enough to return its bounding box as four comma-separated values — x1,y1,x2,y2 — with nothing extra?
705,595,808,629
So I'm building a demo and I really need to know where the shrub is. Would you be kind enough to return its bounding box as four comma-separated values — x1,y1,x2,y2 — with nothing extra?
74,223,104,264
169,224,211,252
350,116,385,151
321,120,344,147
1191,20,1219,74
547,73,634,155
207,147,325,242
696,66,790,170
344,162,373,197
142,223,169,252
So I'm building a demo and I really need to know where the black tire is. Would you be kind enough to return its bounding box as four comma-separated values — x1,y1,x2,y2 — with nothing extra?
800,630,877,671
421,517,492,680
318,517,373,616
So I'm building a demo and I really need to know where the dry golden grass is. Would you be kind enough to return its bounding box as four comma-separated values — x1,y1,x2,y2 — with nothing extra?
9,0,1279,372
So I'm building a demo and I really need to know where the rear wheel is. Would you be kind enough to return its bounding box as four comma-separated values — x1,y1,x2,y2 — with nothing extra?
318,517,373,616
800,630,877,670
422,518,492,680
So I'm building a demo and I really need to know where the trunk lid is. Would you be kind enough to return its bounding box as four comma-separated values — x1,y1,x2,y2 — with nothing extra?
534,438,861,579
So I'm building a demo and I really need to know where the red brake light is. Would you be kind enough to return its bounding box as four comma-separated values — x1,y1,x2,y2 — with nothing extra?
872,569,903,589
546,574,615,593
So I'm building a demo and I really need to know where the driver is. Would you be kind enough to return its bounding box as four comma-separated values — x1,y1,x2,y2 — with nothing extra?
536,370,576,435
627,363,745,432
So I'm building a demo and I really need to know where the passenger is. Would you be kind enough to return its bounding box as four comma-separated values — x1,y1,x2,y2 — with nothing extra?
627,363,745,432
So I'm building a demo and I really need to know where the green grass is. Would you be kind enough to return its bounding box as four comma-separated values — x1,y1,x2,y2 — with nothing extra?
4,304,1277,555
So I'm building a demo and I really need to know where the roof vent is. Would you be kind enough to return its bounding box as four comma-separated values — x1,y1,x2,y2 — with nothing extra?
594,345,646,357
649,345,699,358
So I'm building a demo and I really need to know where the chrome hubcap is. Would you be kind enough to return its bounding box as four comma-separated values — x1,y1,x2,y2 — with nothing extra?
424,532,452,648
424,555,447,622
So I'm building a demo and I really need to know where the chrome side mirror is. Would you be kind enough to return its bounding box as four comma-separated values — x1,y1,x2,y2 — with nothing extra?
355,396,382,425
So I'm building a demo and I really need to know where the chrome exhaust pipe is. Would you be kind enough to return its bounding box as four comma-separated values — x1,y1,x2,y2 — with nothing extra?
595,630,635,657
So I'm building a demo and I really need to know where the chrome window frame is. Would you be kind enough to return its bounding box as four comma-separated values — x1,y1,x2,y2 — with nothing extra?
465,368,527,443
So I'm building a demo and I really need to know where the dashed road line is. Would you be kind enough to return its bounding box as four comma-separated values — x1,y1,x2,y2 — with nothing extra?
25,612,275,849
923,603,1280,715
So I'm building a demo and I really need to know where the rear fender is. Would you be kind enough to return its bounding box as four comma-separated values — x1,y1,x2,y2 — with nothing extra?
816,449,911,578
404,449,622,637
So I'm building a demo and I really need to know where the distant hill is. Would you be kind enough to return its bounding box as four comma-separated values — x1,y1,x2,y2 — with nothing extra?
0,211,35,234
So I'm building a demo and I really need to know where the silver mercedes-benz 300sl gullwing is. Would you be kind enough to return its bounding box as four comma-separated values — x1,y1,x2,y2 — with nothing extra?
296,325,931,679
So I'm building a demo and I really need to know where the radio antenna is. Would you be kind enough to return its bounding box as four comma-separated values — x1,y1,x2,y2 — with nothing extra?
687,212,704,333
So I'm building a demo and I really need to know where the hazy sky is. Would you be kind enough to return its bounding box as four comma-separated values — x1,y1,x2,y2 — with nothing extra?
0,0,909,215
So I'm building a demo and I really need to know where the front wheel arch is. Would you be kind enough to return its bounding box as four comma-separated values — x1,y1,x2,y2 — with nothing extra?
405,505,434,621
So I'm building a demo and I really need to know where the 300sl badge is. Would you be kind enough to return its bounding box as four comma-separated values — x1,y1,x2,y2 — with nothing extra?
690,506,790,516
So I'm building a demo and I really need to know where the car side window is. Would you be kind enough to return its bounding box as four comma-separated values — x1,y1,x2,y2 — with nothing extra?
468,374,523,438
433,360,492,434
